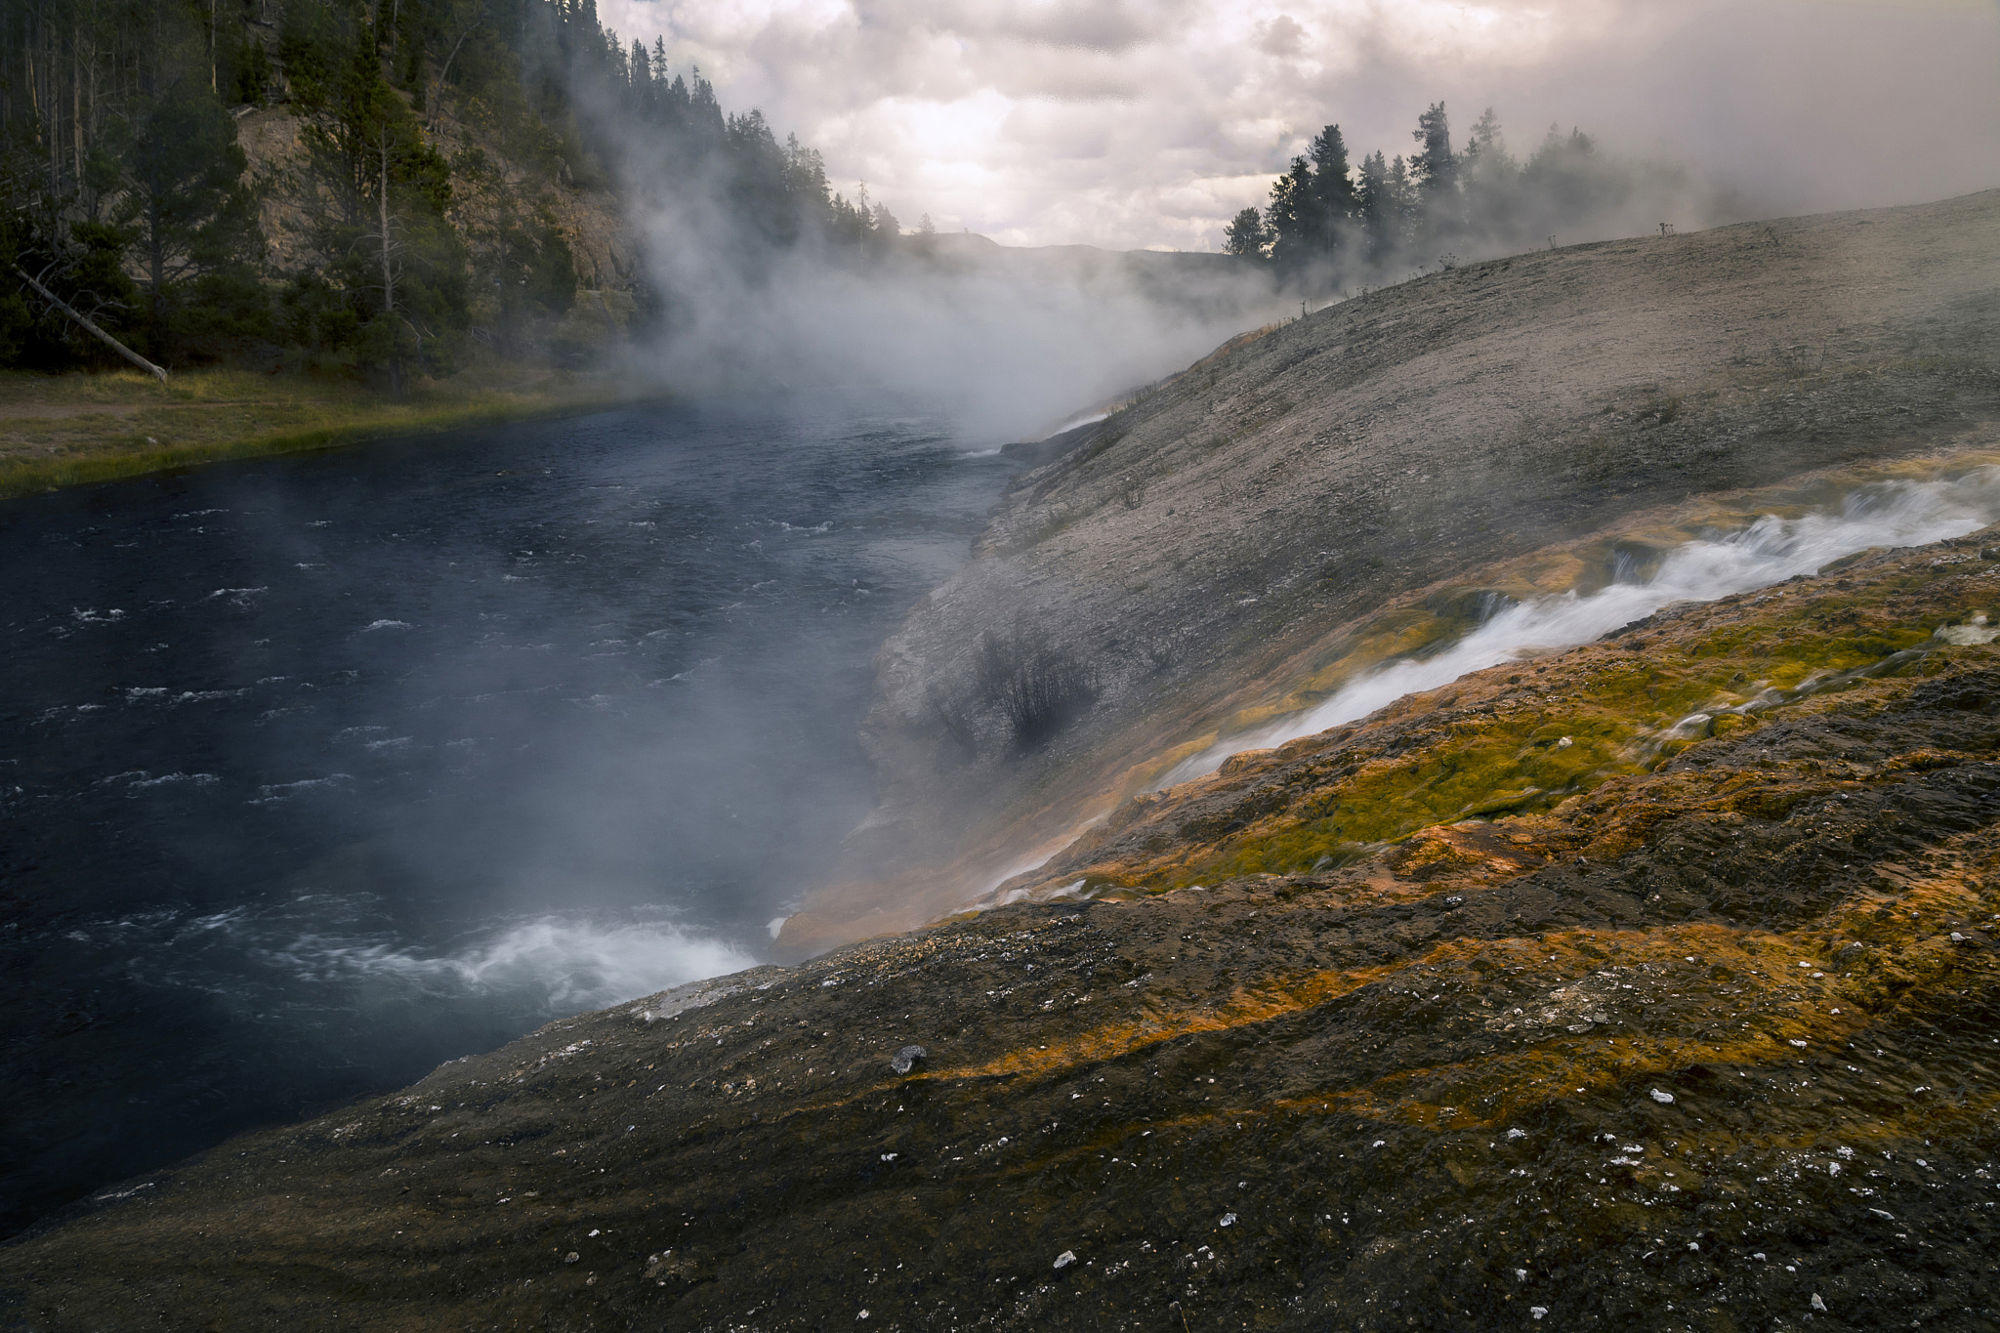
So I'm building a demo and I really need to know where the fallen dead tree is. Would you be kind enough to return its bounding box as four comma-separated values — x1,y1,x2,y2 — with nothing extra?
11,264,168,384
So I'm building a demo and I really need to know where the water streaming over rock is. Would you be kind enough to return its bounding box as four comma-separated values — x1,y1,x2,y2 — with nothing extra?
1162,467,2000,786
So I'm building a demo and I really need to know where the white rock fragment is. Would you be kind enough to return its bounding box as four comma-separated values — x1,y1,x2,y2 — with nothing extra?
1219,1213,1237,1228
1649,1088,1675,1104
1812,1294,1828,1313
1531,1307,1549,1321
1053,1251,1077,1270
1507,1128,1527,1140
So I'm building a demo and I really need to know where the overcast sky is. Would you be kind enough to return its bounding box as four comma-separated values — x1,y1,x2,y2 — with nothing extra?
598,0,2000,251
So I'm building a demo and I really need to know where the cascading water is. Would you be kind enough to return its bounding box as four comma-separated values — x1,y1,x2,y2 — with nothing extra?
1162,467,2000,786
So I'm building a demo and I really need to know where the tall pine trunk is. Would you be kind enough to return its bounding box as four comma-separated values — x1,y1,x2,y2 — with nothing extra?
71,35,82,187
378,133,401,395
378,137,395,316
148,189,166,358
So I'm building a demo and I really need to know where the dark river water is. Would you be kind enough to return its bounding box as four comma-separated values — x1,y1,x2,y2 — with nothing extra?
0,397,1017,1235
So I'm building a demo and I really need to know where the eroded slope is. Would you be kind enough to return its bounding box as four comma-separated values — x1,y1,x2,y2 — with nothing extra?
6,529,1996,1331
802,191,2000,947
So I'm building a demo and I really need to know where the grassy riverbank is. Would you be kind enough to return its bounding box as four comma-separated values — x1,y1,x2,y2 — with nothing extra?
0,364,653,500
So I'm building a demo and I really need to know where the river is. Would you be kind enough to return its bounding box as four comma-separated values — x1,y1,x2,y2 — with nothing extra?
0,397,1019,1235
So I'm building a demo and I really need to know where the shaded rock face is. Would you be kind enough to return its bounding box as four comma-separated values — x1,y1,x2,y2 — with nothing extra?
233,104,634,296
801,190,2000,946
6,532,1997,1331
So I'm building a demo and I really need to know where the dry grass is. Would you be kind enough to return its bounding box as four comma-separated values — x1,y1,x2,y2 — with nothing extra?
0,364,652,499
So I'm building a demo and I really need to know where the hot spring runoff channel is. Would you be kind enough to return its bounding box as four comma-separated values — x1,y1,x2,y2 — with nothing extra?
0,400,1021,1235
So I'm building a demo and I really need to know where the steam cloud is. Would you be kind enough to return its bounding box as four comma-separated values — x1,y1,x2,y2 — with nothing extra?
588,2,2000,442
608,141,1286,441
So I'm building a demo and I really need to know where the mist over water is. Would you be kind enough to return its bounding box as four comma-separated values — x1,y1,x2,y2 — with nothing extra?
0,399,1018,1235
631,234,1287,443
1164,469,2000,786
603,110,1287,443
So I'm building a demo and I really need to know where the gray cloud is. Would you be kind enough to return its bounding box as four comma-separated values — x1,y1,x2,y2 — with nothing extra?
1257,14,1306,57
603,1,2000,249
881,0,1175,54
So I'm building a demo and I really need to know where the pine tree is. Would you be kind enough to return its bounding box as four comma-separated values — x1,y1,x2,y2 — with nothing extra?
1222,206,1269,258
1459,107,1519,240
1355,150,1394,262
870,201,899,240
1524,125,1612,230
1465,107,1507,166
298,28,467,389
1307,123,1359,258
1411,101,1457,237
1264,155,1316,272
119,72,262,358
1388,154,1420,240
